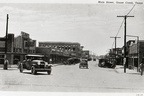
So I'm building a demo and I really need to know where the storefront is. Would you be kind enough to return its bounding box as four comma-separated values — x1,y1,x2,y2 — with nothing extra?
0,54,4,64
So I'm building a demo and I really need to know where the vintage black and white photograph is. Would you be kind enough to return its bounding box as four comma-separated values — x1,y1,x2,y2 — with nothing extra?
0,0,144,95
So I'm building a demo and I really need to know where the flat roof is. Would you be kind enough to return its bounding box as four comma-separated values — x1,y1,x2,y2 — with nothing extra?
39,41,80,45
26,54,44,57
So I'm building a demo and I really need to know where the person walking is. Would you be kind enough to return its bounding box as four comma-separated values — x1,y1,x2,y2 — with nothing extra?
140,60,144,76
49,58,52,64
3,58,9,70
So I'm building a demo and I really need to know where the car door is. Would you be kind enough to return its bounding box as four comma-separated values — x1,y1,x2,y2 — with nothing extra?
25,60,32,70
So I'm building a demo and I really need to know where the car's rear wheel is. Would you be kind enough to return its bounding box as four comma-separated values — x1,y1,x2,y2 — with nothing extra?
31,66,36,75
86,66,88,69
19,63,23,73
47,70,51,75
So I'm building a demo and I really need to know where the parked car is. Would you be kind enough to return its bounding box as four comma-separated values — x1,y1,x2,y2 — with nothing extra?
19,55,52,75
65,57,80,65
79,59,88,69
98,59,116,68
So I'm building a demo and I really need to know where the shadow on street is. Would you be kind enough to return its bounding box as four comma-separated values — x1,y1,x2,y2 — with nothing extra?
23,72,52,75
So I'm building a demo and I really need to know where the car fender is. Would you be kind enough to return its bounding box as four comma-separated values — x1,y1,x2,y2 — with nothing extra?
31,64,37,67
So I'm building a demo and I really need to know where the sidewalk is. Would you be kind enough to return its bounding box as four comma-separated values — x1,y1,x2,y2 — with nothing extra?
0,63,64,68
0,64,18,68
115,65,139,74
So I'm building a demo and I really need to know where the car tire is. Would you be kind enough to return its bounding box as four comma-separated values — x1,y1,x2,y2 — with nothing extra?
31,66,36,75
47,71,51,75
20,63,23,73
98,63,101,67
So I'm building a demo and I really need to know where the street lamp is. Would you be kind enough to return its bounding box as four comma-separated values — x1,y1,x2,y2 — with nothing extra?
126,35,139,72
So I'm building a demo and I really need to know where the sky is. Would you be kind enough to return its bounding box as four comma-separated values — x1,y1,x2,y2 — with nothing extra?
0,0,143,56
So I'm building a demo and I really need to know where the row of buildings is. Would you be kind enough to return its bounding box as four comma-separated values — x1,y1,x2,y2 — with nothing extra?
0,31,90,65
105,40,144,70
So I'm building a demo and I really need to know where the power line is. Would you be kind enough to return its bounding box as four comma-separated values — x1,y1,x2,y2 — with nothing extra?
110,19,124,49
111,4,136,49
110,36,121,60
110,4,136,54
115,4,136,37
111,40,115,48
115,19,125,37
126,4,136,16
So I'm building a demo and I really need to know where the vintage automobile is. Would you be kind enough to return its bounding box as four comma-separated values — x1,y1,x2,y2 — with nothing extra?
64,57,80,65
79,59,88,69
98,59,116,68
19,54,52,75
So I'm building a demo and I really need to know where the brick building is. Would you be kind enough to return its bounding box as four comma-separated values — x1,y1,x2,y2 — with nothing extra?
37,42,82,63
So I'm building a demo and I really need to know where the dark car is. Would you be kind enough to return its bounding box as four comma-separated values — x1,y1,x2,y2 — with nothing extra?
19,55,52,75
65,57,80,65
79,59,88,69
98,59,115,68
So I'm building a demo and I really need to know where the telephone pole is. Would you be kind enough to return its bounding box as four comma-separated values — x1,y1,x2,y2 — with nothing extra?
5,14,9,58
117,15,134,73
110,36,121,60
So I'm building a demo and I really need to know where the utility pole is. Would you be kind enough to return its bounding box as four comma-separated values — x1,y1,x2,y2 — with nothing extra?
117,15,134,73
110,36,121,61
3,14,9,70
5,14,9,58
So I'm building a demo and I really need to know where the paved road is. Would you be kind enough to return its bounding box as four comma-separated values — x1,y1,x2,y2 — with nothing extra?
0,61,144,93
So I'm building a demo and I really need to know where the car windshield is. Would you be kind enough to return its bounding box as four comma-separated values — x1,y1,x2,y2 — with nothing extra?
40,62,45,64
25,55,44,60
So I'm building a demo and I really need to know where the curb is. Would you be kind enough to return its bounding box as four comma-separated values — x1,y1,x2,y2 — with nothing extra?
114,65,123,73
114,68,120,73
0,65,18,68
115,65,139,74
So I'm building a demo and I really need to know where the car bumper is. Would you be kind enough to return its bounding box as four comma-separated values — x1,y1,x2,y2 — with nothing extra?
35,68,51,71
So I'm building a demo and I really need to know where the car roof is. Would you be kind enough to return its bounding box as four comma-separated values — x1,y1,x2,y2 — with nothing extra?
32,60,45,62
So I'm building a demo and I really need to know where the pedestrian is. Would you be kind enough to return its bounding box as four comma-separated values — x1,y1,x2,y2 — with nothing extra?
17,61,21,69
3,58,9,70
140,61,144,76
49,58,52,64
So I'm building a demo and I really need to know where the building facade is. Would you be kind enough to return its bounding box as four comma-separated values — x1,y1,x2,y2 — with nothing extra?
81,50,90,60
128,40,144,69
38,42,82,63
0,34,14,64
109,48,123,65
0,31,37,65
13,31,36,64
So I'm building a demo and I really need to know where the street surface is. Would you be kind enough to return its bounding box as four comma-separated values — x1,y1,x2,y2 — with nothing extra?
0,61,144,92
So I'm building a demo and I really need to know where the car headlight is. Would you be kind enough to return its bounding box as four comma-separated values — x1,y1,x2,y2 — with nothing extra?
45,62,48,65
49,64,52,67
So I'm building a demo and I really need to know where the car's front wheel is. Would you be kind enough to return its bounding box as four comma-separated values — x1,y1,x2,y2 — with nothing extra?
31,66,37,75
